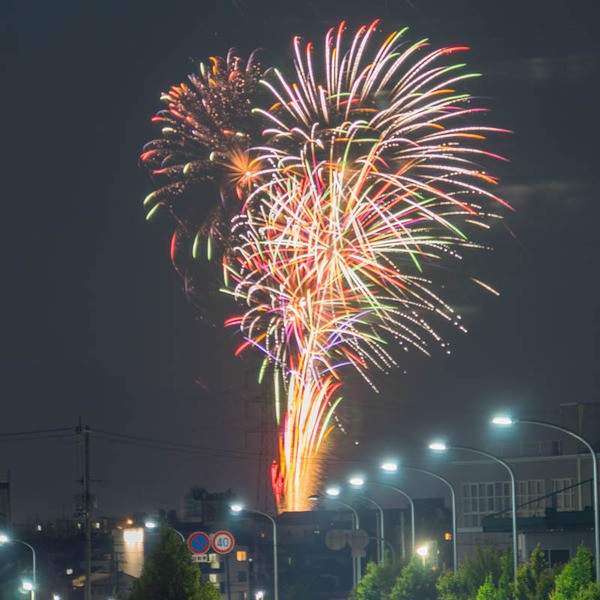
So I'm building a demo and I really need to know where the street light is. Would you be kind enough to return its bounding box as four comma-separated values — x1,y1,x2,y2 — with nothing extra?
349,475,416,560
310,495,360,531
0,534,36,600
346,478,386,564
492,415,600,583
325,485,341,497
380,460,457,572
429,441,518,581
144,520,185,542
309,494,361,586
231,504,278,600
416,543,429,567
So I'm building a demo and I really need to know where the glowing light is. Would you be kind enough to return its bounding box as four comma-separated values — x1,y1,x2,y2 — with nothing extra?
429,442,448,451
380,462,398,473
123,528,144,544
492,415,514,426
348,476,365,487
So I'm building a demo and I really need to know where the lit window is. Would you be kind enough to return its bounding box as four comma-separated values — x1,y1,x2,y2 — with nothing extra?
236,550,247,562
444,532,452,541
36,525,42,531
66,568,74,575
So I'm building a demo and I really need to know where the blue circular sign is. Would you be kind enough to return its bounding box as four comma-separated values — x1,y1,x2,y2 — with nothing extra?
187,531,210,554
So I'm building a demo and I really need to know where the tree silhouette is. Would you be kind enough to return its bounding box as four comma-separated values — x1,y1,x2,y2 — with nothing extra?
128,526,219,600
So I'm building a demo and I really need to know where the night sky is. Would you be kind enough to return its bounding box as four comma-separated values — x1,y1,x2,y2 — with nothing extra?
3,0,599,522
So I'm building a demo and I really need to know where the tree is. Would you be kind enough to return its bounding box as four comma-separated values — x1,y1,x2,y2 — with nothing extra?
128,526,218,600
349,559,404,600
514,545,555,600
476,574,504,600
198,581,221,600
550,545,600,600
437,545,513,600
437,568,472,600
387,558,438,600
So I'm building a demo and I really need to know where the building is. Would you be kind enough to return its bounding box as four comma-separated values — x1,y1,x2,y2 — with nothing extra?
435,403,599,564
183,487,237,523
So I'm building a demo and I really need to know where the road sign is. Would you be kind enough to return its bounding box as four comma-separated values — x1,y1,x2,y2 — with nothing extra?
325,529,348,550
348,529,369,550
211,530,235,554
191,554,210,563
348,529,369,558
187,531,211,555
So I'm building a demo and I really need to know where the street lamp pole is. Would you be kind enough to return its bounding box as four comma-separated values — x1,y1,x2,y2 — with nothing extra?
21,540,36,600
492,416,600,583
144,521,185,542
357,479,415,559
231,506,278,600
381,462,457,571
0,535,36,600
429,442,518,581
310,495,361,586
351,493,385,565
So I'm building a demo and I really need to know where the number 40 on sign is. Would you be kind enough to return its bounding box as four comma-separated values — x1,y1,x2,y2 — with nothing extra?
212,531,235,554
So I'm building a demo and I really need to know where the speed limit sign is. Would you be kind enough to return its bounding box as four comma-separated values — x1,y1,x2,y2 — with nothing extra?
211,530,235,554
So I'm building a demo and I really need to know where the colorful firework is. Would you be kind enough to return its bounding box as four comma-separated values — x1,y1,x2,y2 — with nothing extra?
142,21,509,512
141,48,266,272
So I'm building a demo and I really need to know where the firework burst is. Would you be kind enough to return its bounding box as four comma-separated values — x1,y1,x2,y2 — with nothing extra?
228,21,509,510
142,21,510,512
141,49,266,252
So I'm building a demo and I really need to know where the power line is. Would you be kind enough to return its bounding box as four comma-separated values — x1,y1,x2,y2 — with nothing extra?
89,427,262,460
0,426,75,442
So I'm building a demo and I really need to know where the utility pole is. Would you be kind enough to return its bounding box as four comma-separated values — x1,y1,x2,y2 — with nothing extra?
76,420,93,600
84,423,91,600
